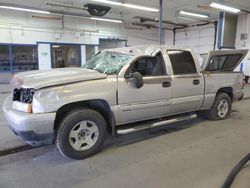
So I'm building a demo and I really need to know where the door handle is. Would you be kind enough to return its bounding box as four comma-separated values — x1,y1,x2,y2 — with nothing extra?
162,81,171,88
193,79,200,85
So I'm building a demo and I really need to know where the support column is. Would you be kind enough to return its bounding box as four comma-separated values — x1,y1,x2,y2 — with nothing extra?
159,0,163,45
94,46,99,54
80,45,86,66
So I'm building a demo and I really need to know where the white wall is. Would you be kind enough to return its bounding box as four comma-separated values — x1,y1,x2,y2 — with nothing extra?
0,9,177,68
0,9,162,46
236,14,250,76
175,24,216,55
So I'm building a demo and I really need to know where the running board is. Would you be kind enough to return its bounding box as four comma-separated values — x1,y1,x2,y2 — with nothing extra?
116,114,197,135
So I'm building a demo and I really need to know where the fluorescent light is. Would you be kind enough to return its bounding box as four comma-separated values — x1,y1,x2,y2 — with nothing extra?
178,16,199,21
0,5,50,14
90,17,122,23
91,0,159,12
210,2,241,13
91,0,122,6
52,45,61,48
179,10,209,18
123,4,159,12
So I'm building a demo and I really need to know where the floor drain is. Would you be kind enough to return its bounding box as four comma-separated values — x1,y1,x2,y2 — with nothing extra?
0,144,40,157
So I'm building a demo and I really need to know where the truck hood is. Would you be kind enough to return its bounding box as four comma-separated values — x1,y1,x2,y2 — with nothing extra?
11,68,107,89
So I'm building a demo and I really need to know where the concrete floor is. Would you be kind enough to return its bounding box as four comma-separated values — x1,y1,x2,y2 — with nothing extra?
0,86,250,188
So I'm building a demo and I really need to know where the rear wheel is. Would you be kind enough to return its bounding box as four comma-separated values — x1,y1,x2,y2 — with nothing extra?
203,92,232,120
56,108,107,159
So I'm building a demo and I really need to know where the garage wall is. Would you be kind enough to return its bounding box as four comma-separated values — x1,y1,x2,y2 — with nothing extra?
175,24,216,55
0,9,162,46
235,14,250,76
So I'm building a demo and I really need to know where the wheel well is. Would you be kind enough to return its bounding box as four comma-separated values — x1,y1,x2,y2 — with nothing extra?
54,100,115,134
217,87,233,101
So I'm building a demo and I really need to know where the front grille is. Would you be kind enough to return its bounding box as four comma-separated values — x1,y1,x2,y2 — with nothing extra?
13,88,37,103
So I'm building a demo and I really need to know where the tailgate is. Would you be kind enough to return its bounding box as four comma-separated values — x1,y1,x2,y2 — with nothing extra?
202,49,248,72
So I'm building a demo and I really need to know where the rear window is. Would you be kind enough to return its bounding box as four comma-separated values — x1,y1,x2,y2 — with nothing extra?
206,54,242,71
167,50,197,75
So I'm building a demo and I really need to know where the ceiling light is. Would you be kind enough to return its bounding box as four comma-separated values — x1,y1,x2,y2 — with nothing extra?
0,5,50,14
52,45,61,48
210,2,241,13
91,0,122,6
123,4,159,12
179,10,209,18
90,17,122,23
178,16,199,21
91,0,159,12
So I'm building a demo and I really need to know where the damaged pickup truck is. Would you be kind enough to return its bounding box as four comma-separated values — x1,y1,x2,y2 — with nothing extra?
2,46,248,159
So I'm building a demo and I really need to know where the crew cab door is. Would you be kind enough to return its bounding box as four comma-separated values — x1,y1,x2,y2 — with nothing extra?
202,49,248,72
117,51,172,124
166,50,205,114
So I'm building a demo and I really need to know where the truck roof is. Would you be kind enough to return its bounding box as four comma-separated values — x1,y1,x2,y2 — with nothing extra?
105,45,190,56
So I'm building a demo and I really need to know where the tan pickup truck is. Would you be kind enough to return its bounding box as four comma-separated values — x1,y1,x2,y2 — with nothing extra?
3,45,247,159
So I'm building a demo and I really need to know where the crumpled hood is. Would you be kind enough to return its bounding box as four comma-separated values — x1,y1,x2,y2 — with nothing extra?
11,68,107,89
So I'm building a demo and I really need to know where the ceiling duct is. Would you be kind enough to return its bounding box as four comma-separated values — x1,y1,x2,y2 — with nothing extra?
134,16,187,29
132,22,173,30
45,2,87,10
46,2,111,16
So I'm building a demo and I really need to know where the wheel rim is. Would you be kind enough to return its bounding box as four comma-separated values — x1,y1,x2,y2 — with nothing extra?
69,121,99,151
217,99,229,118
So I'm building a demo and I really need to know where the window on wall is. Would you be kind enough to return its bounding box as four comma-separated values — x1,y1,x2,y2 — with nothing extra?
0,44,38,73
12,46,38,72
0,46,10,72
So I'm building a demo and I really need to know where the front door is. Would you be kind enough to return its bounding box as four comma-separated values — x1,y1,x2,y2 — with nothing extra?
117,52,172,125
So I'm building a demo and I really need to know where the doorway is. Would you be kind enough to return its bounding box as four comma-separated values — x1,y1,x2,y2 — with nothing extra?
51,44,81,68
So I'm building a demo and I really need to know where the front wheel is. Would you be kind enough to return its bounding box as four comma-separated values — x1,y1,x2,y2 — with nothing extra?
56,108,107,159
203,92,232,120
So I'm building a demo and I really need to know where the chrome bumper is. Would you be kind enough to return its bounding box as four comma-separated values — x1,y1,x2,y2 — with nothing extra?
2,96,56,146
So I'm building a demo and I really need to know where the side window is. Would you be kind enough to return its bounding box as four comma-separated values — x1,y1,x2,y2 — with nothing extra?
206,54,242,71
167,50,197,75
127,52,166,76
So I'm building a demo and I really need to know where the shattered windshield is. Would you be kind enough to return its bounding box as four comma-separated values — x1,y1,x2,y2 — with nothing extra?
82,51,133,75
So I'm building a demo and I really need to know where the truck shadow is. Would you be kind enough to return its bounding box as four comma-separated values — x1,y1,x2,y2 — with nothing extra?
0,117,206,165
104,117,205,148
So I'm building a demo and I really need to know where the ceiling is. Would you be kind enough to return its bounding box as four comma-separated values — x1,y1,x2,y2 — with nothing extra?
1,0,250,25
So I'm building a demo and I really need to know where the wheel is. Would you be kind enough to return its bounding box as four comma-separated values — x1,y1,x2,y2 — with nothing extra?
56,108,107,159
203,92,232,120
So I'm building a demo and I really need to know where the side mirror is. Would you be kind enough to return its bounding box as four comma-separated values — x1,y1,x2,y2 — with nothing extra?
125,72,144,89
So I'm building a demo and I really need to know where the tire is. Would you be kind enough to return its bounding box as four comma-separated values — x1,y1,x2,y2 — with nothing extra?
56,108,107,159
203,92,232,120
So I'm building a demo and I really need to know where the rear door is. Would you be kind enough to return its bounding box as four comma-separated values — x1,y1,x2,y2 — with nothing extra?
202,49,248,72
166,50,205,114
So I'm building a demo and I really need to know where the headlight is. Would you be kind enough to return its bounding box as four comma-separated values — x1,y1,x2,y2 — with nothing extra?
13,88,37,103
32,87,64,113
12,88,36,113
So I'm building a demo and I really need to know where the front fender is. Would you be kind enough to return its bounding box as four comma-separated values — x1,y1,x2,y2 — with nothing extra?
32,78,117,113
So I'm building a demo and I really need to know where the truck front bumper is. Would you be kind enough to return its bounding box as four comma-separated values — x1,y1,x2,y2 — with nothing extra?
2,96,56,146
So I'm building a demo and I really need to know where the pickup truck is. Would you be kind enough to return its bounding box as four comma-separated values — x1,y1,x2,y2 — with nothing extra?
2,46,248,159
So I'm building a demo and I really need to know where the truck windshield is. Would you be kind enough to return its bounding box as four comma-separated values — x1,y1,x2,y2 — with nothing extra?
82,51,133,75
